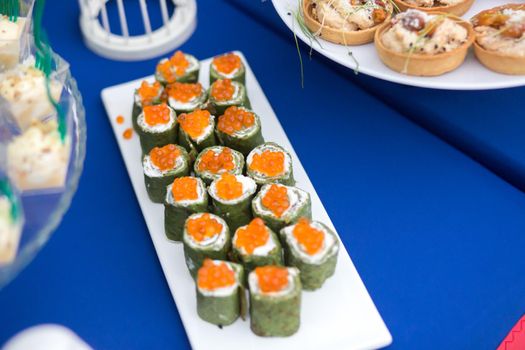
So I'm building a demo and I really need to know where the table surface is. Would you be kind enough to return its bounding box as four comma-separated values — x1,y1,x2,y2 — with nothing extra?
1,1,525,349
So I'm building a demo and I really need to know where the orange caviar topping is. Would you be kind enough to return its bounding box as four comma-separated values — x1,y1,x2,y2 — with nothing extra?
187,213,223,242
198,259,236,291
123,128,133,140
171,177,198,202
170,51,190,75
211,79,235,101
137,81,162,105
261,184,289,218
143,103,171,126
249,150,285,177
150,144,181,171
217,106,255,135
216,173,243,200
167,82,203,103
157,51,190,82
235,218,269,254
255,266,289,293
292,218,324,255
198,148,235,174
178,110,211,139
213,53,242,74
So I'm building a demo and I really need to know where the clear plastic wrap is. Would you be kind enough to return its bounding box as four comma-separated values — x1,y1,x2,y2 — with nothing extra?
0,177,24,265
1,54,72,194
0,0,34,71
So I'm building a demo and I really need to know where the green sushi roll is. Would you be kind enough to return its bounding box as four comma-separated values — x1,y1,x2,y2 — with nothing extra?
249,266,301,337
208,79,251,116
209,52,246,85
246,142,295,186
280,218,339,291
164,176,208,241
142,144,190,203
196,259,246,326
194,146,244,185
166,82,207,115
155,51,199,85
137,103,177,154
177,109,217,152
183,213,231,278
252,183,311,233
216,106,264,156
208,174,257,231
232,218,283,277
132,80,165,132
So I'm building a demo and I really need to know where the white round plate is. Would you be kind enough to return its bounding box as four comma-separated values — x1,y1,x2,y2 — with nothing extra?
272,0,525,90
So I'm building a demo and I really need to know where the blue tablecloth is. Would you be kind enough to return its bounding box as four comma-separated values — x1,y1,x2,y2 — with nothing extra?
1,1,525,349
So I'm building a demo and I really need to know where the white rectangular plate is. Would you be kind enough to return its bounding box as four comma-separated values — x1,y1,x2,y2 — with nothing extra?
101,52,392,350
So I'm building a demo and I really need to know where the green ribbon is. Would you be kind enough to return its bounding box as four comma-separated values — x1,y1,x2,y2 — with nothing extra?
33,0,66,142
0,180,20,222
1,0,19,22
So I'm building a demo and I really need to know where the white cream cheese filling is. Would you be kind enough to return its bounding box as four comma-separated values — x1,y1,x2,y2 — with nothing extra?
168,92,204,111
133,83,163,106
183,213,228,250
196,146,243,177
282,222,339,264
233,225,276,257
247,143,291,179
253,184,309,219
209,175,256,205
166,178,206,206
213,82,242,105
248,267,298,297
143,151,185,177
137,106,176,133
198,261,240,297
212,63,240,79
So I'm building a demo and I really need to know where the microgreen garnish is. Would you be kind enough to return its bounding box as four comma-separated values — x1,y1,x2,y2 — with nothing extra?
292,16,305,88
296,0,323,58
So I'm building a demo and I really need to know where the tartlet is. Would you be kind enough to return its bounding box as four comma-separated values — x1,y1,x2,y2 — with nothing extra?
374,9,475,76
393,0,475,16
471,4,525,75
302,0,393,45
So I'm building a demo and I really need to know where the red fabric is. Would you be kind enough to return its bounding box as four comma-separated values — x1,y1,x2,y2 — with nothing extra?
498,315,525,350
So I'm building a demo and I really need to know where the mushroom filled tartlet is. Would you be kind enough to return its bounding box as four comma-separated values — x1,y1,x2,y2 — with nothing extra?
375,9,474,76
302,0,393,45
393,0,474,16
472,4,525,75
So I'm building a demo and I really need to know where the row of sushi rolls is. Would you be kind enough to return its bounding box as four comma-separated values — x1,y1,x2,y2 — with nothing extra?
131,51,340,336
0,14,71,265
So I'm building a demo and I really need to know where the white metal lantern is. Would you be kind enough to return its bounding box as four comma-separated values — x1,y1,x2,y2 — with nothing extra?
78,0,197,61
